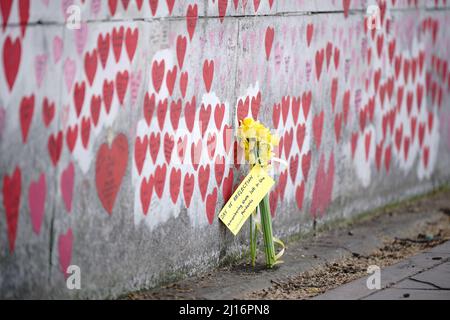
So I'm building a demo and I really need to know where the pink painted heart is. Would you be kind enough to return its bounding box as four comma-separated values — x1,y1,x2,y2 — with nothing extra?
176,35,187,69
278,170,287,200
143,93,155,126
170,99,183,130
169,168,181,204
310,152,335,218
302,91,312,120
218,0,228,22
91,0,102,16
20,95,35,144
152,59,165,93
2,167,22,253
291,96,301,124
223,124,233,155
251,92,261,120
34,54,48,88
64,58,76,93
95,134,129,215
80,118,92,150
265,26,274,60
270,189,278,217
42,97,55,127
18,0,29,37
177,135,188,163
186,4,198,41
206,188,218,225
281,96,290,125
116,70,129,105
343,0,351,18
140,175,154,215
61,162,75,213
62,0,74,19
183,173,195,208
163,133,175,164
295,182,305,210
191,139,202,171
130,70,142,107
312,111,324,149
315,49,324,81
222,169,234,202
289,154,299,183
154,165,167,199
203,59,214,93
166,0,175,14
284,128,294,159
0,107,5,140
199,103,212,137
214,103,225,130
302,151,311,181
166,66,177,96
3,36,22,91
296,124,306,151
149,132,161,163
272,103,281,129
148,0,158,15
0,0,13,30
75,23,88,56
306,23,314,47
58,228,73,279
156,99,168,130
134,135,148,175
237,97,250,123
180,71,188,98
28,173,46,235
198,165,210,201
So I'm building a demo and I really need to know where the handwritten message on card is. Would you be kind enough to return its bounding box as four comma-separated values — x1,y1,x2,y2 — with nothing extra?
219,165,275,236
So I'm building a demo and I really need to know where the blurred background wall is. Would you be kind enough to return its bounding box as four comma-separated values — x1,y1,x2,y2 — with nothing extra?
1,0,450,298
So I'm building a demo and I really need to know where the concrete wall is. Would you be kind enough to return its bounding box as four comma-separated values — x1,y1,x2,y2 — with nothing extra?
1,0,450,299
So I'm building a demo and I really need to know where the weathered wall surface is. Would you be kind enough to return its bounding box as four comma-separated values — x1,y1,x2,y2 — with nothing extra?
1,0,450,299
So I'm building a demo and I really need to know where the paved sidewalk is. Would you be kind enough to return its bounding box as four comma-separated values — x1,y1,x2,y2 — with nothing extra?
126,189,450,300
313,241,450,300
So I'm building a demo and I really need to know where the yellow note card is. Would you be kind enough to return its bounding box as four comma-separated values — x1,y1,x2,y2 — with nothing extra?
219,165,275,236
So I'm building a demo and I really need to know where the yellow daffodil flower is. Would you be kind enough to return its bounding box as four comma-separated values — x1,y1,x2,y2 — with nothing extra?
237,118,278,169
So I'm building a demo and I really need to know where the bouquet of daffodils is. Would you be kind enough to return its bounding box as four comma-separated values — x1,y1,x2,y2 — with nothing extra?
237,118,285,268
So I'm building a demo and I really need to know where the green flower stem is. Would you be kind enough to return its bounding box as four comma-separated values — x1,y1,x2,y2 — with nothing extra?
249,138,258,267
249,213,257,267
259,194,276,268
247,138,277,268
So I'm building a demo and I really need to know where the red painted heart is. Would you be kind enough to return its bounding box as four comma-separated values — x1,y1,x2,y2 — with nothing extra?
206,188,218,225
2,166,21,252
183,173,195,208
95,134,129,215
3,36,21,91
20,94,35,143
140,175,154,215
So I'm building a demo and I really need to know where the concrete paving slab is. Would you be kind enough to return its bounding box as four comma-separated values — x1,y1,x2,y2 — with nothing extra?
364,288,450,300
393,278,437,290
425,241,450,254
411,262,450,290
313,242,450,300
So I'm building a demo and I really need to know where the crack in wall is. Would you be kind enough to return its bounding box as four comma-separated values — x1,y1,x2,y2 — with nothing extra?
2,6,450,29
